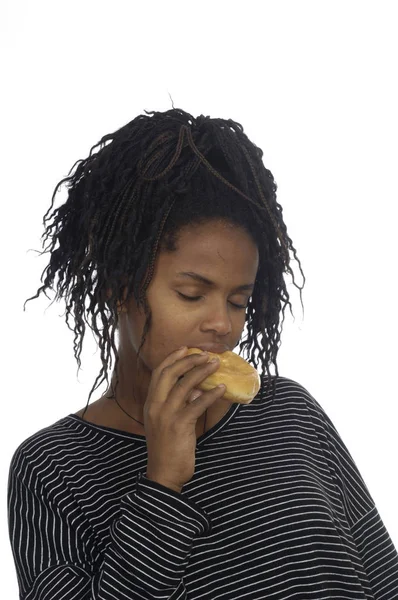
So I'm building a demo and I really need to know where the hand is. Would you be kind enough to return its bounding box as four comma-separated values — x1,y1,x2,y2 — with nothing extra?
144,347,225,492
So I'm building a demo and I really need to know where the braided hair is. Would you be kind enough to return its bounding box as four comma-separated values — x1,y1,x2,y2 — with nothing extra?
23,107,306,416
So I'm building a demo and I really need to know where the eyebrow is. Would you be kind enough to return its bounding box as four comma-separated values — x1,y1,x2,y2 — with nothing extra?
175,271,255,291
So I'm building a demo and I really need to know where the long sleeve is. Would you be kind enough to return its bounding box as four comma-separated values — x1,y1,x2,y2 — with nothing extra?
351,507,398,599
7,449,212,600
305,390,398,599
8,385,397,599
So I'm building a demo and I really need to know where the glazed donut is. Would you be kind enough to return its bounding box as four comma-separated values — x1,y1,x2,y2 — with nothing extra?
186,348,260,404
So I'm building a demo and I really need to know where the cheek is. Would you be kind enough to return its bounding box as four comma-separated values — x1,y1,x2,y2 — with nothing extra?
153,312,193,343
149,308,191,353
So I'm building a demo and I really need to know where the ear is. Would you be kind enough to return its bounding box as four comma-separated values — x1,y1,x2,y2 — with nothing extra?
104,285,128,314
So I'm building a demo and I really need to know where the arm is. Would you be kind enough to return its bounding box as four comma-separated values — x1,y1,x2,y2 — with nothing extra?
303,385,398,599
351,506,398,599
7,451,212,599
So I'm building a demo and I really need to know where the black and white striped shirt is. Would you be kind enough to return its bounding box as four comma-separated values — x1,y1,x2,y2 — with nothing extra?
7,376,398,599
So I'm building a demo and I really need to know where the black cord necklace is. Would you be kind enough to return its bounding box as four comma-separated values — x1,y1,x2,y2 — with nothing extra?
111,394,207,434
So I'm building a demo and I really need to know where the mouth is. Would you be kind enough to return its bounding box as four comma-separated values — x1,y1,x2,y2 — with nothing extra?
191,343,231,354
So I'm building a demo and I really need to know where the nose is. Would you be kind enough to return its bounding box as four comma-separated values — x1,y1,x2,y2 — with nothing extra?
201,301,234,336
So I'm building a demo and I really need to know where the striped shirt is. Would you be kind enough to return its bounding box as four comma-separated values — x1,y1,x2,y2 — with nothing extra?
7,376,398,599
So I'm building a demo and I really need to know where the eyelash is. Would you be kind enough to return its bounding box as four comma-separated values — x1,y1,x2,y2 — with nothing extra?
177,292,247,310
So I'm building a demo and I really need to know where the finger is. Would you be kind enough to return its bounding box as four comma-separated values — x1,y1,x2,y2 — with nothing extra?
150,346,189,390
148,353,210,403
168,356,221,405
154,353,214,407
187,388,203,403
161,346,190,369
186,383,226,411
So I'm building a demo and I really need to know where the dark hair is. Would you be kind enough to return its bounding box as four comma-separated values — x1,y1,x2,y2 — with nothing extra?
23,107,306,415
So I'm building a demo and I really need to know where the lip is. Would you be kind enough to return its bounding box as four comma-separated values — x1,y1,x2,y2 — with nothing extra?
191,343,231,354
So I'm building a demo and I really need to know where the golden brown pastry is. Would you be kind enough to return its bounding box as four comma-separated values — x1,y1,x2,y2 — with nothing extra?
186,348,261,404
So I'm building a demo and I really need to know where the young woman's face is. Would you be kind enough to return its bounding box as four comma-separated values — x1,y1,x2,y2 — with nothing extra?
119,220,259,371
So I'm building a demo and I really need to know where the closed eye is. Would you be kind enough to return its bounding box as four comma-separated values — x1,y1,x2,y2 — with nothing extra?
177,292,247,310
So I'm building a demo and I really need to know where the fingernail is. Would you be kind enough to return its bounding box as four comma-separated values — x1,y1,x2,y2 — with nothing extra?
190,390,203,403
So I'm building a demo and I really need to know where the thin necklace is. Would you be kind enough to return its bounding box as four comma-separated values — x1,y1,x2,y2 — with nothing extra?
111,395,207,434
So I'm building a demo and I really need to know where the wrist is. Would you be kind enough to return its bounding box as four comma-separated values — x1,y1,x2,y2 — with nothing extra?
145,472,182,494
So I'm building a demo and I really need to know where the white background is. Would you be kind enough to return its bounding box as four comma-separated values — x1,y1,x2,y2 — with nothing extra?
2,1,397,595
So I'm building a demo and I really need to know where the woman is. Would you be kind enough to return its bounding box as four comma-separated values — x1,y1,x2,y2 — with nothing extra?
8,108,398,599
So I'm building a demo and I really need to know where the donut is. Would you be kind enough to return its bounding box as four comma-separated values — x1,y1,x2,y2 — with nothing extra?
186,348,261,404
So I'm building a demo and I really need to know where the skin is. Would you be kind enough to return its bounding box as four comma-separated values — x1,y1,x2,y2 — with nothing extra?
77,219,259,434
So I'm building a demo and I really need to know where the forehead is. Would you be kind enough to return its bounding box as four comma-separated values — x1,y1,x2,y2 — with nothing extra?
158,222,259,279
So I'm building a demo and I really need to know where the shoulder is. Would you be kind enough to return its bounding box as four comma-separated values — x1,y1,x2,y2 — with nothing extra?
261,373,321,409
8,415,83,483
259,373,331,429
